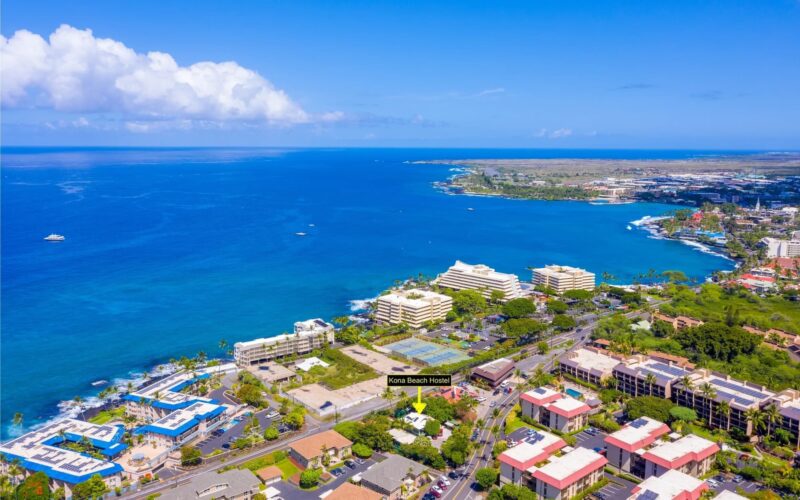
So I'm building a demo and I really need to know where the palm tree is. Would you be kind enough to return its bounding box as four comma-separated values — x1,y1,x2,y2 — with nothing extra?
381,387,395,403
763,404,781,440
11,412,23,428
73,396,85,420
745,408,765,439
218,339,228,353
699,383,717,427
644,373,657,396
679,375,695,408
715,401,731,432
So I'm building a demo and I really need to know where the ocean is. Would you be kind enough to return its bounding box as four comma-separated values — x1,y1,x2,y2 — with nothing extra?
0,147,737,436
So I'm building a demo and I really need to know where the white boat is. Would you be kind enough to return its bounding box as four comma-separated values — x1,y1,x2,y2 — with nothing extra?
44,234,65,242
295,232,307,236
308,223,315,227
467,207,475,211
91,380,108,387
626,225,633,230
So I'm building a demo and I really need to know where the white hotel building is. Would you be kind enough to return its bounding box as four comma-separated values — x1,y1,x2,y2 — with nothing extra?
531,265,596,293
435,260,522,300
375,289,453,328
234,318,334,366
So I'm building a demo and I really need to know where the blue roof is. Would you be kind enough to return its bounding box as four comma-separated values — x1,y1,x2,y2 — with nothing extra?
134,404,226,437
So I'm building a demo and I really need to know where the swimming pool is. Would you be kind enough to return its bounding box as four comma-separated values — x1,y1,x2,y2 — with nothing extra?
565,388,583,399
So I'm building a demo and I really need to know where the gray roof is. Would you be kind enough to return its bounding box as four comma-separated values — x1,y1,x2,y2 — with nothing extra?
361,454,427,493
159,469,260,500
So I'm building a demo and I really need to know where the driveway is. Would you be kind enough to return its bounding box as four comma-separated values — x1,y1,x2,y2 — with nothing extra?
270,457,377,500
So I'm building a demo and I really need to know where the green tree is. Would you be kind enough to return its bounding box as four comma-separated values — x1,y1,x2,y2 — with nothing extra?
551,314,577,331
502,298,536,318
71,474,109,500
352,442,373,458
475,468,499,490
424,419,441,437
669,406,697,423
626,396,674,422
451,290,487,316
441,426,472,465
673,323,761,363
180,445,202,466
264,425,279,441
236,383,264,407
15,472,50,500
546,300,568,314
299,468,322,488
536,341,549,354
283,410,305,430
501,318,546,339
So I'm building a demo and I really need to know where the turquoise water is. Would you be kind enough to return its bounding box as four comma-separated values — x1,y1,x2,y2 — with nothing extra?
0,148,735,436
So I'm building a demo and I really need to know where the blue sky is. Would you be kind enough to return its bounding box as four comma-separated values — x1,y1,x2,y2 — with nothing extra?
2,0,799,148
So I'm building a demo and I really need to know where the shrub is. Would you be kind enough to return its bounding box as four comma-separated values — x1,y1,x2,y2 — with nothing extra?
475,468,499,490
352,442,373,458
264,425,279,441
180,445,202,466
299,468,322,489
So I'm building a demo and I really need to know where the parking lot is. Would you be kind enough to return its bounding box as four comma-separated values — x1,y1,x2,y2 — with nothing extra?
572,426,608,453
272,456,377,500
197,408,284,455
707,474,762,497
592,476,636,500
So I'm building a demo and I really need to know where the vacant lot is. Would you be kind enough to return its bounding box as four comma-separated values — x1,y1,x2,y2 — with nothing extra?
340,345,419,375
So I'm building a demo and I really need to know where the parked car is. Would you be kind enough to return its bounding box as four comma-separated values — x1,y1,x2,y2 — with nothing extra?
593,447,607,456
439,477,451,487
437,480,448,490
448,471,460,480
345,459,357,469
431,486,443,498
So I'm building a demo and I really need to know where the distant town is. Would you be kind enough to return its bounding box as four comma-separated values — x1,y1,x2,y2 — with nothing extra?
2,193,800,500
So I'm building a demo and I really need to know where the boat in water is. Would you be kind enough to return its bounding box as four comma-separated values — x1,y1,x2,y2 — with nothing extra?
44,234,65,242
467,207,475,211
295,232,307,236
91,380,108,387
626,225,633,230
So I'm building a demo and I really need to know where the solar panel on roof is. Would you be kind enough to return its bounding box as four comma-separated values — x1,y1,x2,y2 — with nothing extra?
713,378,769,400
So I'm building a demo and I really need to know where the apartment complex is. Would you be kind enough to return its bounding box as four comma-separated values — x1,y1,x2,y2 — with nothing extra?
760,234,800,258
629,469,709,500
435,260,522,299
520,387,591,433
375,289,453,328
529,447,607,500
0,419,125,497
531,265,595,293
498,431,566,485
651,312,704,330
234,318,334,366
134,401,228,449
673,369,775,436
605,417,671,475
769,389,800,449
640,434,719,478
558,348,620,385
613,355,692,399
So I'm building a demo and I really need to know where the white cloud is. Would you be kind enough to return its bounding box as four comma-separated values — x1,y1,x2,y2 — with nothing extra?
473,87,505,97
1,24,310,125
533,127,573,139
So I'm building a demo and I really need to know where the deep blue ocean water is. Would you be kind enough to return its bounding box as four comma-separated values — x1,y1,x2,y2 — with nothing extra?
1,148,737,436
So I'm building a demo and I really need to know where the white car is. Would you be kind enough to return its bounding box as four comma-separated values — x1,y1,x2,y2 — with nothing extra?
439,477,451,486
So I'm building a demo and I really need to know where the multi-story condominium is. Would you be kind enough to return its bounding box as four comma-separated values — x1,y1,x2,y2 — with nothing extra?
234,318,334,366
640,434,719,478
651,312,704,330
613,356,692,399
558,347,621,386
529,447,607,500
605,417,671,475
498,431,566,485
135,401,228,449
531,265,596,293
434,260,522,299
759,235,800,258
673,369,775,436
0,419,125,498
375,289,453,328
520,387,591,433
472,357,515,387
123,370,219,421
769,389,800,449
629,469,709,500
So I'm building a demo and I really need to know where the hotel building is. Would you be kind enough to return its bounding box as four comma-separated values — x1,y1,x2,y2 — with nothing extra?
0,420,125,497
234,318,334,366
434,260,522,300
673,369,775,436
529,447,607,500
520,387,591,433
375,289,453,328
613,356,692,399
531,265,596,293
498,431,566,485
472,357,515,387
558,347,620,386
134,401,228,449
605,417,671,475
769,389,800,449
629,469,709,500
639,434,719,478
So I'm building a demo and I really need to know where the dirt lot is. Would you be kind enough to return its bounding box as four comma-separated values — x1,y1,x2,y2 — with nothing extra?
340,345,419,375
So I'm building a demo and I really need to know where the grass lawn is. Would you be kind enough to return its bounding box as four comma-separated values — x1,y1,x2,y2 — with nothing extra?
88,407,125,425
318,348,379,390
275,458,299,479
240,450,289,472
664,284,800,333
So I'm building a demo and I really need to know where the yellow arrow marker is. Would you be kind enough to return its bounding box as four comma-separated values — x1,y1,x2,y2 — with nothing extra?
412,386,427,414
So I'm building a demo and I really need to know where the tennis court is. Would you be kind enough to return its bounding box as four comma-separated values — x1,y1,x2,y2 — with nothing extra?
384,338,470,366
